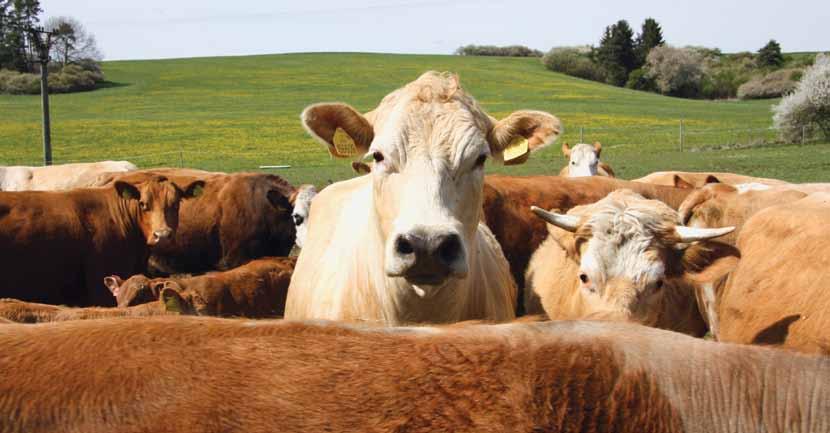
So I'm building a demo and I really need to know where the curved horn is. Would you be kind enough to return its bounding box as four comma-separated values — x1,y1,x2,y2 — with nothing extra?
531,206,580,232
675,225,735,243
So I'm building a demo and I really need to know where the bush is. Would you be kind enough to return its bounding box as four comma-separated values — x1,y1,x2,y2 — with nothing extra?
737,68,800,100
454,45,543,57
541,47,605,81
645,46,706,97
625,68,656,91
773,53,830,141
0,63,105,95
701,68,749,99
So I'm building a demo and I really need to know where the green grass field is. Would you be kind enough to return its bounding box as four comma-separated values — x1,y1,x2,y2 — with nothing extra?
1,52,827,185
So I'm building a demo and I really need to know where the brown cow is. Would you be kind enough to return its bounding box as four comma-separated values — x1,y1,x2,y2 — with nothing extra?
525,190,737,336
104,257,296,318
701,193,830,354
634,170,789,188
0,176,203,306
1,317,829,432
482,175,695,315
678,182,807,246
101,169,297,274
0,297,178,323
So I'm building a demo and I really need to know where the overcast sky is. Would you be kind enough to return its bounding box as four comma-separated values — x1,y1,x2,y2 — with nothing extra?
44,0,829,60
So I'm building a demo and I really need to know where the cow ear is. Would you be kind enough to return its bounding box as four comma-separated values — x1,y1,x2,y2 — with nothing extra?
673,175,695,189
114,181,140,201
150,281,168,298
103,276,122,297
351,161,371,175
301,103,374,158
160,287,194,315
267,190,292,212
489,110,562,165
681,242,740,286
705,175,721,184
593,142,602,157
561,142,571,157
182,181,205,199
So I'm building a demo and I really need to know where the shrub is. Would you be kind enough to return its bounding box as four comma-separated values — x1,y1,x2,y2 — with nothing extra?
701,68,749,99
645,46,706,97
773,53,830,141
757,40,784,67
737,68,800,100
625,67,656,91
454,45,543,57
541,47,604,81
0,63,105,95
0,70,39,94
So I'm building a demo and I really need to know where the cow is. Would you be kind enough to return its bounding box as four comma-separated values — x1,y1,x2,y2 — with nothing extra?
1,317,829,433
104,256,297,318
0,176,203,306
286,71,562,324
698,193,830,354
0,297,178,323
634,170,789,188
526,189,738,336
0,160,137,191
291,185,318,249
482,175,696,315
559,142,615,177
678,182,807,246
99,169,297,274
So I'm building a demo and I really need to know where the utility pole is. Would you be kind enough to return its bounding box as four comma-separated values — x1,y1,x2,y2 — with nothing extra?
29,27,53,166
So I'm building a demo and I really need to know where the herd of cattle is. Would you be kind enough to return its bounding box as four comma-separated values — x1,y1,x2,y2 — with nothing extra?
1,71,829,432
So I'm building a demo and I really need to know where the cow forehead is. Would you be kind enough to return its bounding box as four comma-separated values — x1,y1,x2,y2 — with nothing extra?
140,181,180,205
571,144,597,161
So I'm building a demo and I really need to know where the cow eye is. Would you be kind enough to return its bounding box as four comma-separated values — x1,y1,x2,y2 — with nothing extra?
372,151,385,163
571,161,576,165
293,214,304,226
139,201,148,211
474,154,487,169
655,280,664,290
579,273,589,284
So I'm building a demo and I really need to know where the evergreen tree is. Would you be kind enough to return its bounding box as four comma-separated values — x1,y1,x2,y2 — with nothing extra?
0,0,41,72
597,20,637,86
757,39,784,67
635,18,664,68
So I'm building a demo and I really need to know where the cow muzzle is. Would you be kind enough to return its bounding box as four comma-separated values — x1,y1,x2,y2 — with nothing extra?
148,228,173,246
386,228,468,287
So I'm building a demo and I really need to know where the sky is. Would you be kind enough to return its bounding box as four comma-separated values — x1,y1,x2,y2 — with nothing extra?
44,0,829,61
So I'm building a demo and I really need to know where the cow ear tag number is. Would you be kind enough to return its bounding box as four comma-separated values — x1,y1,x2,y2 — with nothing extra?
333,127,359,157
503,136,529,165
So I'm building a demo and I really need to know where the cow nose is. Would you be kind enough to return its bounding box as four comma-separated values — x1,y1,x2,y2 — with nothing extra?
391,231,466,285
149,228,173,245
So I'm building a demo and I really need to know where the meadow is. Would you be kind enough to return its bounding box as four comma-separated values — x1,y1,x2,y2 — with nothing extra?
1,52,827,185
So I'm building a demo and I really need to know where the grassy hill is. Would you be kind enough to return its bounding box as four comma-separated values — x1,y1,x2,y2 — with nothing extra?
0,52,827,184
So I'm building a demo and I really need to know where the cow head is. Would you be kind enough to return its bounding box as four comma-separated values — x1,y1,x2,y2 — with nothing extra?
532,189,737,326
562,142,602,177
104,274,166,308
113,176,205,246
302,71,560,292
289,184,318,249
159,282,206,316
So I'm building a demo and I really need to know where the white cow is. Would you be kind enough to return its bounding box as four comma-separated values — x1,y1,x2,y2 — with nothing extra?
290,184,318,249
286,71,562,324
0,161,137,191
559,142,615,177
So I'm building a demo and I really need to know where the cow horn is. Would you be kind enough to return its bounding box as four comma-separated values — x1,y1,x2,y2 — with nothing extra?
674,225,735,243
531,206,580,232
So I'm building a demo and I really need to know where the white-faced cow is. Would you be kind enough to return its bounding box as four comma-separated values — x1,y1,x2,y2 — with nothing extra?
286,71,561,324
526,189,738,336
559,142,615,177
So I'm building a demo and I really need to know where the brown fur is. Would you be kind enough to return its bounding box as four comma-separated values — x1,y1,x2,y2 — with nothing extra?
101,169,297,274
0,318,828,433
634,171,788,188
482,175,694,315
717,194,830,354
678,183,807,246
109,257,296,318
0,177,202,306
0,297,174,323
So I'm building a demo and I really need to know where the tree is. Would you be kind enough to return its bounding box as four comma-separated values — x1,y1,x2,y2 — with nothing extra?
645,45,705,97
0,0,42,72
635,18,664,68
596,20,637,86
757,39,784,67
45,17,102,66
773,53,830,141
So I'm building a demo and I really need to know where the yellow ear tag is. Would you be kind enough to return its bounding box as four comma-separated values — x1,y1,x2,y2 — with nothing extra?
503,136,529,164
332,127,359,157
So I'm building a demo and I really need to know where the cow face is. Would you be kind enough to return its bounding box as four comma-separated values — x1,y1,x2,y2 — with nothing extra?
104,274,165,308
289,184,318,249
532,190,735,325
562,142,601,177
302,71,560,291
159,282,207,315
114,177,205,246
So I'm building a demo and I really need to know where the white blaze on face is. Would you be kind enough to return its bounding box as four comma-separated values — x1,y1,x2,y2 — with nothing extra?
567,143,600,177
292,185,318,249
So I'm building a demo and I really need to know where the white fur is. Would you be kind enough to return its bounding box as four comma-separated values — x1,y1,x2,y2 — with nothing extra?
565,143,600,177
0,161,137,191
